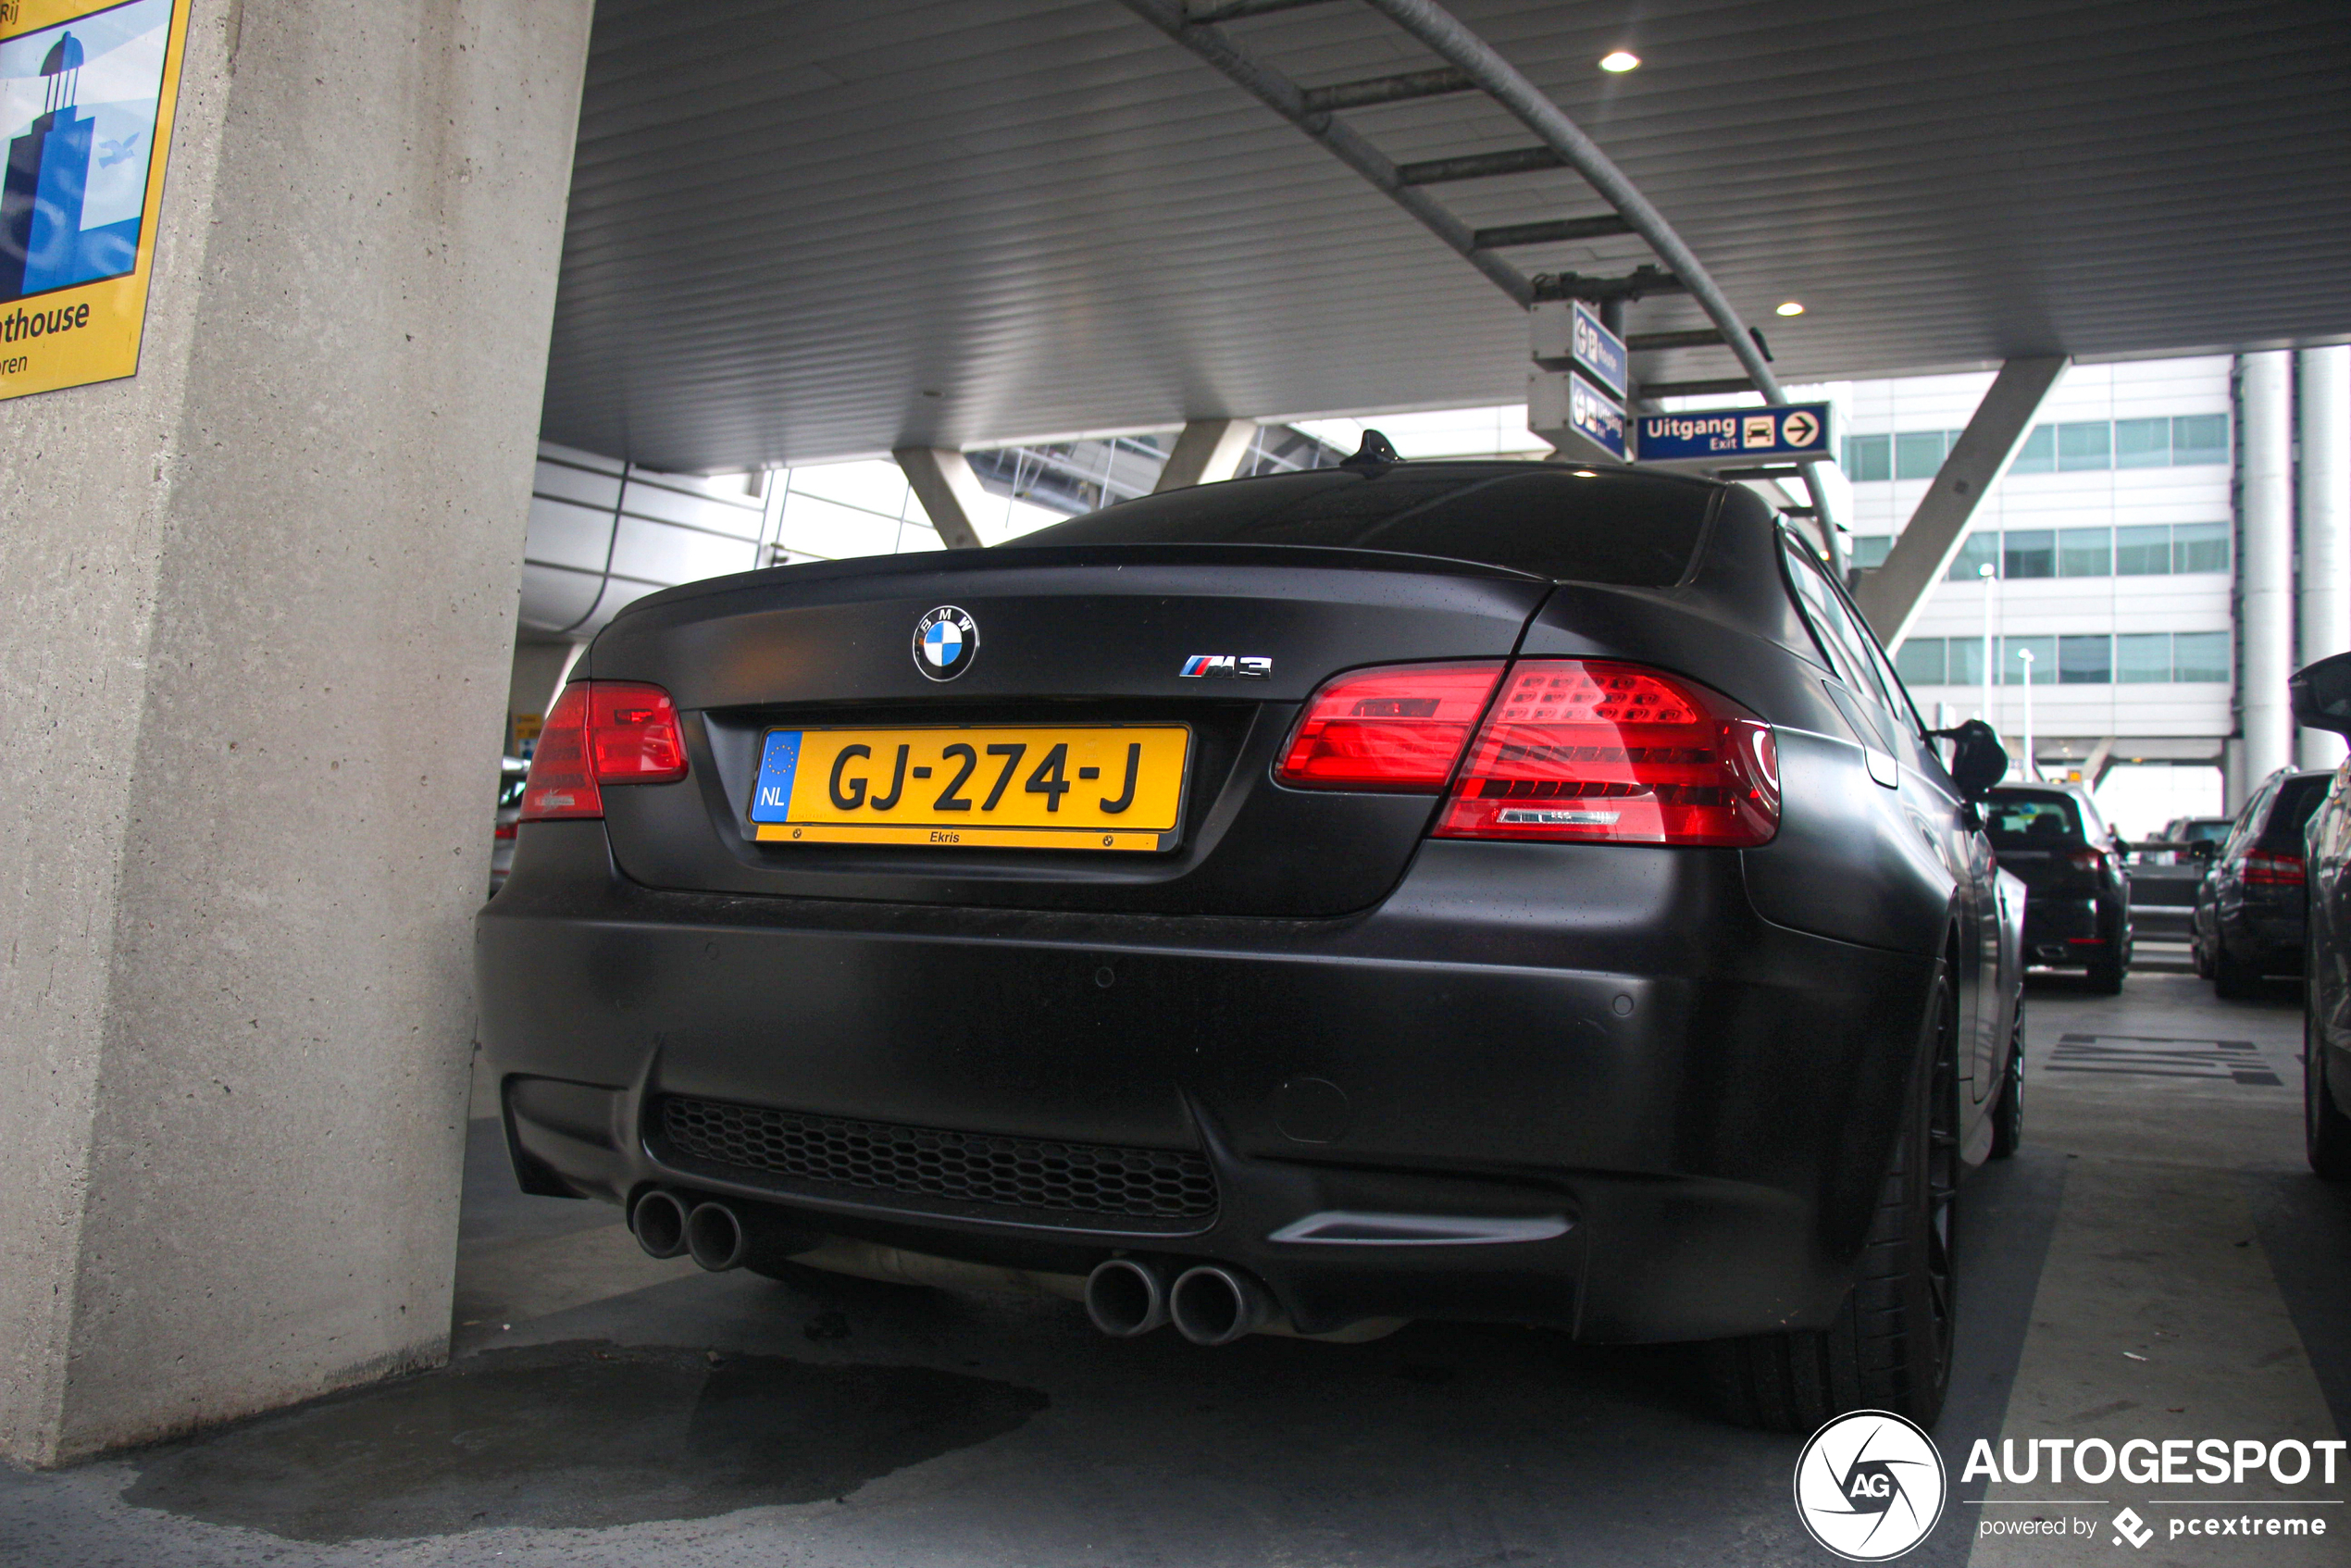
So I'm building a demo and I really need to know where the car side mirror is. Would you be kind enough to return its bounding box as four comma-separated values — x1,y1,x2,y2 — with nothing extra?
1930,717,2008,799
2290,651,2351,735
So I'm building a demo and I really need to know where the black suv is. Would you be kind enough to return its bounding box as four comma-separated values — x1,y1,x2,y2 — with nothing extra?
2193,767,2332,998
1982,785,2132,991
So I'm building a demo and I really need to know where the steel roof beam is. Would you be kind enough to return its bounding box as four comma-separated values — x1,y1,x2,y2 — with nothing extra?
1395,146,1564,184
1472,215,1634,248
1357,0,1839,564
1185,0,1340,20
1300,67,1474,112
1119,0,1534,306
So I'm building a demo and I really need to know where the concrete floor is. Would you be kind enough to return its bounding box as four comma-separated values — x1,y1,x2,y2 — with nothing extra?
4,969,2345,1567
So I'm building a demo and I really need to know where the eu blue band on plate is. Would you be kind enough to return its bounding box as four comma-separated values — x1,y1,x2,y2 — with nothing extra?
753,731,802,821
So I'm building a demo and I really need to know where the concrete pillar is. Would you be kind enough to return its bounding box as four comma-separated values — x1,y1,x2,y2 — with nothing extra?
2299,346,2351,769
0,0,592,1465
1152,417,1257,492
892,447,989,549
2239,353,2295,786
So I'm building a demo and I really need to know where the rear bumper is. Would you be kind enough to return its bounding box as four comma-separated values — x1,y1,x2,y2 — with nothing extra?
2020,890,2121,966
478,822,1938,1341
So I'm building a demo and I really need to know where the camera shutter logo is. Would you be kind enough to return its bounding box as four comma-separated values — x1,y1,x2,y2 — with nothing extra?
1792,1410,1947,1561
914,606,978,681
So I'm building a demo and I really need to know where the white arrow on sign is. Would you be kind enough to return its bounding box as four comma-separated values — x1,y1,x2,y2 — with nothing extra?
1780,409,1821,447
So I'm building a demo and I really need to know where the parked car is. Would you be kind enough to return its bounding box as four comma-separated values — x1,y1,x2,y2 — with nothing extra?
2125,817,2229,940
479,459,2025,1431
1981,784,2132,991
491,756,528,894
2192,766,2332,998
2288,654,2351,1179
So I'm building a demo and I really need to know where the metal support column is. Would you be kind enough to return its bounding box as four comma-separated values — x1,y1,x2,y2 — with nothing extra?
1153,417,1259,492
1850,356,2069,645
2239,353,2295,784
892,448,989,550
2300,345,2351,768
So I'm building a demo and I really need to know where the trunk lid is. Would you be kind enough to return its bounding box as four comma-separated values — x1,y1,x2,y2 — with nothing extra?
581,544,1553,916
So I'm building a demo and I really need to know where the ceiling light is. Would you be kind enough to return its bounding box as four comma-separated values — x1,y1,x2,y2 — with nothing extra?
1774,301,1805,317
1598,51,1640,73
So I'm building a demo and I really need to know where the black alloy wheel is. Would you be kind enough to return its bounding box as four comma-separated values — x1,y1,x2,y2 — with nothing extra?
1708,960,1959,1430
2307,977,2351,1182
1990,995,2026,1159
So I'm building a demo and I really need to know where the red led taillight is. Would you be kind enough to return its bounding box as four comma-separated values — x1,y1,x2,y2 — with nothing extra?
1276,662,1506,790
2066,847,2108,875
1433,659,1780,847
518,680,689,823
2245,851,2305,886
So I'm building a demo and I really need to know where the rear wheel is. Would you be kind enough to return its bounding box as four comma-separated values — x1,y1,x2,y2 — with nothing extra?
2214,934,2260,999
1708,964,1958,1431
2307,983,2351,1182
1990,997,2025,1159
2085,953,2124,994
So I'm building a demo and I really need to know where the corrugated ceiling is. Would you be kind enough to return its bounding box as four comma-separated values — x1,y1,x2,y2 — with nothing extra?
542,0,2351,473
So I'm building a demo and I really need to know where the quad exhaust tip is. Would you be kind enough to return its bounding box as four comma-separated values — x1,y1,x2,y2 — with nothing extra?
1084,1257,1171,1338
1168,1264,1275,1346
630,1188,690,1260
685,1201,750,1272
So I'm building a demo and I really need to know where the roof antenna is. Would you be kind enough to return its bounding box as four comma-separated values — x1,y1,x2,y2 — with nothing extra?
1339,429,1400,472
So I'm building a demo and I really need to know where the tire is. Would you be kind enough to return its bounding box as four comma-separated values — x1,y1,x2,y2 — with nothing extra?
2307,982,2351,1182
2214,935,2260,1000
1990,997,2025,1160
1708,964,1959,1431
2193,927,2214,980
2085,954,2124,994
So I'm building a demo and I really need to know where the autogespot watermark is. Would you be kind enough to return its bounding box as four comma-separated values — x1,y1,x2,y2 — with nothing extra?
1794,1411,1948,1561
1964,1434,2345,1550
1793,1420,2345,1558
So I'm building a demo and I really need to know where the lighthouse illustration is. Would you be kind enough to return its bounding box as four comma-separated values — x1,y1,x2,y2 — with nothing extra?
2,25,143,304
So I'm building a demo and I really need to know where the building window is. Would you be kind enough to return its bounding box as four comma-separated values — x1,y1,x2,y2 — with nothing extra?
1843,434,1891,481
2114,417,2171,468
2116,633,2172,682
1895,638,1947,686
2004,529,2057,579
2171,414,2229,465
2010,426,2058,475
2172,521,2231,573
2059,634,2112,684
2115,524,2171,575
1947,532,2001,581
2173,630,2231,682
1947,637,1985,687
2059,527,2112,576
1850,535,1894,570
2002,634,2059,684
1896,430,1950,480
2058,421,2112,471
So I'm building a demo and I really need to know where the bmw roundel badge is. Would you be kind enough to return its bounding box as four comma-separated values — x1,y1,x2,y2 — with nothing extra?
914,605,979,680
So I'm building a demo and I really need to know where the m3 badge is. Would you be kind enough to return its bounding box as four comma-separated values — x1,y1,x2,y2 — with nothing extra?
1179,654,1271,679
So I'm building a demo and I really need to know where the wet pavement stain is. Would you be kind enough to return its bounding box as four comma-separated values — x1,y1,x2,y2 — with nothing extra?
120,1340,1049,1542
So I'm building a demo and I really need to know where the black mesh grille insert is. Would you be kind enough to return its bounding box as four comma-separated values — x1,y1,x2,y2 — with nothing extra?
657,1097,1217,1221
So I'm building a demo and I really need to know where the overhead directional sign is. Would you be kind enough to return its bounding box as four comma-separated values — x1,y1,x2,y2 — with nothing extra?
1636,403,1835,464
1567,370,1627,460
1568,301,1627,401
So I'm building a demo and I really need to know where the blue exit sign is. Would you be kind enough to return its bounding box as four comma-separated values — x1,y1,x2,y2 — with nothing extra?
1636,403,1832,463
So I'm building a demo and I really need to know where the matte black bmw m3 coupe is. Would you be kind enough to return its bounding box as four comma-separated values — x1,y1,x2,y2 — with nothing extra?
479,457,2023,1430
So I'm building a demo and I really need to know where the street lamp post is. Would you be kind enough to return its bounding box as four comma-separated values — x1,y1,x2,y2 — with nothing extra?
2016,646,2036,781
1978,559,1997,726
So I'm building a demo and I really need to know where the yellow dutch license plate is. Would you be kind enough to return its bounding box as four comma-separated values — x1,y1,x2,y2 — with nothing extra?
750,725,1190,851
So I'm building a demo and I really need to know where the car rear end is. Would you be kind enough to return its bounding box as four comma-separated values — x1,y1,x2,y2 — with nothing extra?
2231,774,2331,974
478,467,1943,1344
1984,788,2127,969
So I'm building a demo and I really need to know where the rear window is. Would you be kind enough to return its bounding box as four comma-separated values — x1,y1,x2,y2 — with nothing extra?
1015,467,1713,586
1984,791,2085,850
2260,776,2330,850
